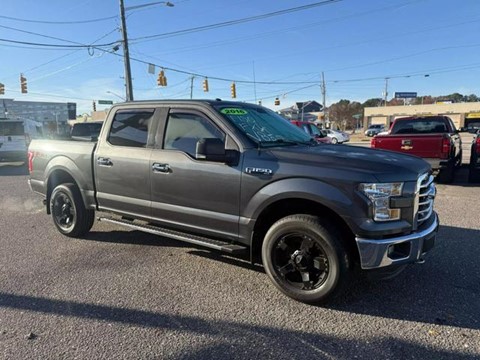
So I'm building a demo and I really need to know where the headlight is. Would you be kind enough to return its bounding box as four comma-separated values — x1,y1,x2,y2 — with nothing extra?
359,182,403,221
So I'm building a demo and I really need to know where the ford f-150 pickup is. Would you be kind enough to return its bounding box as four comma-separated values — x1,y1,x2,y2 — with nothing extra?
28,100,439,303
371,116,462,183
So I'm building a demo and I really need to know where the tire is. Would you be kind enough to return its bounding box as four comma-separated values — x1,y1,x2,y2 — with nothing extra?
50,183,95,237
261,215,352,304
331,137,338,144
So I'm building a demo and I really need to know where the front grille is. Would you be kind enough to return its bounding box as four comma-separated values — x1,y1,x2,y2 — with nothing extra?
415,173,435,226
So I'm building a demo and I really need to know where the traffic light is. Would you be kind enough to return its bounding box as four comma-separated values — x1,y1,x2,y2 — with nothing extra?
274,97,280,106
157,70,167,86
20,74,27,94
0,83,5,95
230,82,236,99
203,78,209,92
93,100,96,112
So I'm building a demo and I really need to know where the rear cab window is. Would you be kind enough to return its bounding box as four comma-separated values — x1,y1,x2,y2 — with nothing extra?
391,117,449,134
107,110,155,148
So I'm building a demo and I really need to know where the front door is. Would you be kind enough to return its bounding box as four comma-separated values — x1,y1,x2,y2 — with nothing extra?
150,109,241,240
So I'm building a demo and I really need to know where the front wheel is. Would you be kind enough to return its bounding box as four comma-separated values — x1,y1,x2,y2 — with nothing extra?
50,183,95,237
261,215,352,304
331,137,338,144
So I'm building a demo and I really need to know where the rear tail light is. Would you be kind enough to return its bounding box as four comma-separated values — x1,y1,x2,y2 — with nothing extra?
476,136,480,153
370,137,377,148
441,136,451,156
28,151,34,173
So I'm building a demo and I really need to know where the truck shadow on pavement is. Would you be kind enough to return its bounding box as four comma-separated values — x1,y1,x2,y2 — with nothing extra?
77,223,479,331
0,291,475,359
185,225,480,331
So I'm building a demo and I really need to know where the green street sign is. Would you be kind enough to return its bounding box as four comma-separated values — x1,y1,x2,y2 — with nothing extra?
98,100,114,105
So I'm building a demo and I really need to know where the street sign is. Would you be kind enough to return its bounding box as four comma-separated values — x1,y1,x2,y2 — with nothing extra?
98,100,114,105
394,92,417,99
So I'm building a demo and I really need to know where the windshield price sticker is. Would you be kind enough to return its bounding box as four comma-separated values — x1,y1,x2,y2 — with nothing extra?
221,108,248,115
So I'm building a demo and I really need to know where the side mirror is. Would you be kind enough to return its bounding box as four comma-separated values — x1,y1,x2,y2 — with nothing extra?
196,138,227,162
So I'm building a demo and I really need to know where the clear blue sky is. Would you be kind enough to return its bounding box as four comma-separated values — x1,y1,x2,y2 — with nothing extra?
1,0,480,114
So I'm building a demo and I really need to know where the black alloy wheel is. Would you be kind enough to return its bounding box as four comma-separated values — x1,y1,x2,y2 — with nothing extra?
52,191,76,232
273,233,330,291
50,183,95,237
262,215,351,304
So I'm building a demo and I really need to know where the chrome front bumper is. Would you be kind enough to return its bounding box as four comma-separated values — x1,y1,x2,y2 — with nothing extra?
355,213,439,270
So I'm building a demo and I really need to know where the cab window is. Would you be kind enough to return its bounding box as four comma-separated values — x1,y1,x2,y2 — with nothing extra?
108,110,154,147
163,112,225,157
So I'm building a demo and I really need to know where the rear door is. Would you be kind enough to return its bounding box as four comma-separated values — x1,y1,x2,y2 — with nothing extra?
94,108,159,219
149,107,241,240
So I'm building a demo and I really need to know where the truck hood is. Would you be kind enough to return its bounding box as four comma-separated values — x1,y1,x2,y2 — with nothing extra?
267,144,431,182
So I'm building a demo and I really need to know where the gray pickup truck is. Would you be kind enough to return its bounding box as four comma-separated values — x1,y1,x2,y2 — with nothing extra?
28,100,439,303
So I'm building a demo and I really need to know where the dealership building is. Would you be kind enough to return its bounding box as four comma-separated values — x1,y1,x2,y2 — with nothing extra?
364,102,480,129
0,98,76,135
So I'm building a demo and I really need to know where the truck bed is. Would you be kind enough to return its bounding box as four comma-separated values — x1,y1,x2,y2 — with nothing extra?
28,139,97,200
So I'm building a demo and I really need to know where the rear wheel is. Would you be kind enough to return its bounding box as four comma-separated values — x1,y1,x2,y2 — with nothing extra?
50,183,95,237
331,137,338,144
261,215,352,304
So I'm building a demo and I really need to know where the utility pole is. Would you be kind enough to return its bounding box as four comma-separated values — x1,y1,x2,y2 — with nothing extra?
383,77,389,107
321,72,326,126
119,0,134,101
190,76,195,99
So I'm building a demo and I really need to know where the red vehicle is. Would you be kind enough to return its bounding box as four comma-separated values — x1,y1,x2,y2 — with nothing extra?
290,121,332,144
461,120,480,182
371,116,462,183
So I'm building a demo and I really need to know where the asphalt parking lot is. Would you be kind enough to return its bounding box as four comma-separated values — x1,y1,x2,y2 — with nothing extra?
0,162,479,359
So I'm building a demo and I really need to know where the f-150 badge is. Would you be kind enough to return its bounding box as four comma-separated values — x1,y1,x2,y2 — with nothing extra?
245,167,273,175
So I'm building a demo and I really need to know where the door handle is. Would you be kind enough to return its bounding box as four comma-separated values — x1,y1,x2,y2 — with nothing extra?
97,157,113,167
152,163,171,173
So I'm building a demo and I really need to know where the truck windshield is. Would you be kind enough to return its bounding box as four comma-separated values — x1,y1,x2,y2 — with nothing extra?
215,105,314,147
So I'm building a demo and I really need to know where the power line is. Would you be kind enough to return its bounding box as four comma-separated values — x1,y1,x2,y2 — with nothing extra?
129,0,343,42
0,24,119,48
0,14,117,25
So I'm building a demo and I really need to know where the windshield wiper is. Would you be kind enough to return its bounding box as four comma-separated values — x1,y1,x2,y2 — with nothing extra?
260,138,314,147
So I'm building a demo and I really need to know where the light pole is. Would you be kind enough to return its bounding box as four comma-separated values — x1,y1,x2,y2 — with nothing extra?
119,1,174,102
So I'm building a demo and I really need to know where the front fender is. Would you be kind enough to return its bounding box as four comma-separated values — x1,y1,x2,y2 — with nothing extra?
243,177,355,221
